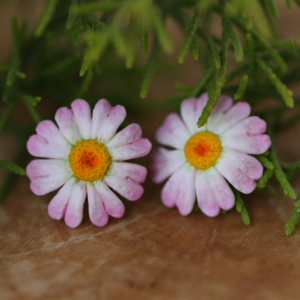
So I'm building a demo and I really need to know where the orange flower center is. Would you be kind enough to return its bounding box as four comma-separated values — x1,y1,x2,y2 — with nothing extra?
69,139,111,181
184,131,222,170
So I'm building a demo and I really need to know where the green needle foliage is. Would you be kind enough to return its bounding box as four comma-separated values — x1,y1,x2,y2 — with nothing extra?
0,0,300,235
0,160,26,176
234,189,250,226
285,196,300,236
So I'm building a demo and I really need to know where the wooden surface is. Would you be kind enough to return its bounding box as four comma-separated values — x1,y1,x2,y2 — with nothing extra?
1,1,300,300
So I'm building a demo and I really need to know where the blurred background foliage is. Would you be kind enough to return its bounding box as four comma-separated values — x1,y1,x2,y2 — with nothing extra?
1,0,300,235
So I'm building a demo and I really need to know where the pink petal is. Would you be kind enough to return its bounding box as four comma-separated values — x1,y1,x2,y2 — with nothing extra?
27,120,71,158
106,123,142,149
222,134,271,155
55,107,80,144
221,150,263,180
92,101,126,142
71,99,92,139
109,138,152,161
87,183,109,227
210,102,251,135
26,159,71,195
94,181,125,218
48,178,76,220
161,163,196,216
104,175,144,201
195,168,234,217
64,181,86,228
151,147,186,184
180,93,209,134
107,162,147,183
155,113,190,149
223,116,267,137
195,170,220,217
207,95,233,130
216,158,256,194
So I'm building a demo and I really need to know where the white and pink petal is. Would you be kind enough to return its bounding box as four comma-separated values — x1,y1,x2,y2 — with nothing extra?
161,163,196,216
71,99,92,139
107,162,147,184
109,138,152,161
216,157,256,194
104,175,144,201
195,168,234,217
106,123,141,149
26,159,72,195
94,181,125,218
180,93,208,134
28,120,71,159
48,177,76,220
155,113,190,149
151,147,186,184
64,180,87,228
55,107,81,145
87,182,109,227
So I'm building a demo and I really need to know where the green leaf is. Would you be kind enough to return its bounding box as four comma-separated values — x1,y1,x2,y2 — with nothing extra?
258,60,294,108
234,75,248,100
191,64,215,97
286,0,293,9
268,0,279,18
0,160,26,176
234,189,250,225
269,128,297,199
257,169,274,189
35,0,59,37
178,8,200,63
285,196,300,236
197,80,220,127
288,39,298,56
140,25,149,57
227,22,244,62
256,156,274,170
190,37,199,61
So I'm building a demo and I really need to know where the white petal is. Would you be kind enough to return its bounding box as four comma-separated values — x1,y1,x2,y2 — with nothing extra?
55,107,81,145
71,99,92,139
156,113,190,149
105,175,144,201
220,150,263,180
94,181,125,218
48,178,76,220
216,157,256,194
26,159,72,195
195,168,234,217
91,99,112,139
109,138,152,161
87,183,109,227
92,100,126,142
210,102,251,135
27,120,71,159
64,181,86,228
106,123,142,149
180,93,209,134
107,162,147,183
161,163,196,216
207,95,233,130
151,147,186,184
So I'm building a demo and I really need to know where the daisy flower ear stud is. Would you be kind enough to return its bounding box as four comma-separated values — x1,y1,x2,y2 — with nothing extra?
26,99,152,228
151,93,271,217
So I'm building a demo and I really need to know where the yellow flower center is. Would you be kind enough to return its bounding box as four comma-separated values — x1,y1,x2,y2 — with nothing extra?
184,131,222,170
69,139,111,181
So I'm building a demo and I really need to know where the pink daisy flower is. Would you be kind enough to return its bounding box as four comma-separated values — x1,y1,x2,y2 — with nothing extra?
26,99,152,228
151,93,271,217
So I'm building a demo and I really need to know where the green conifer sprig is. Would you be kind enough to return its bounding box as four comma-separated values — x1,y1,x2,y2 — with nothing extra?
0,160,26,176
234,189,250,225
285,196,300,236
